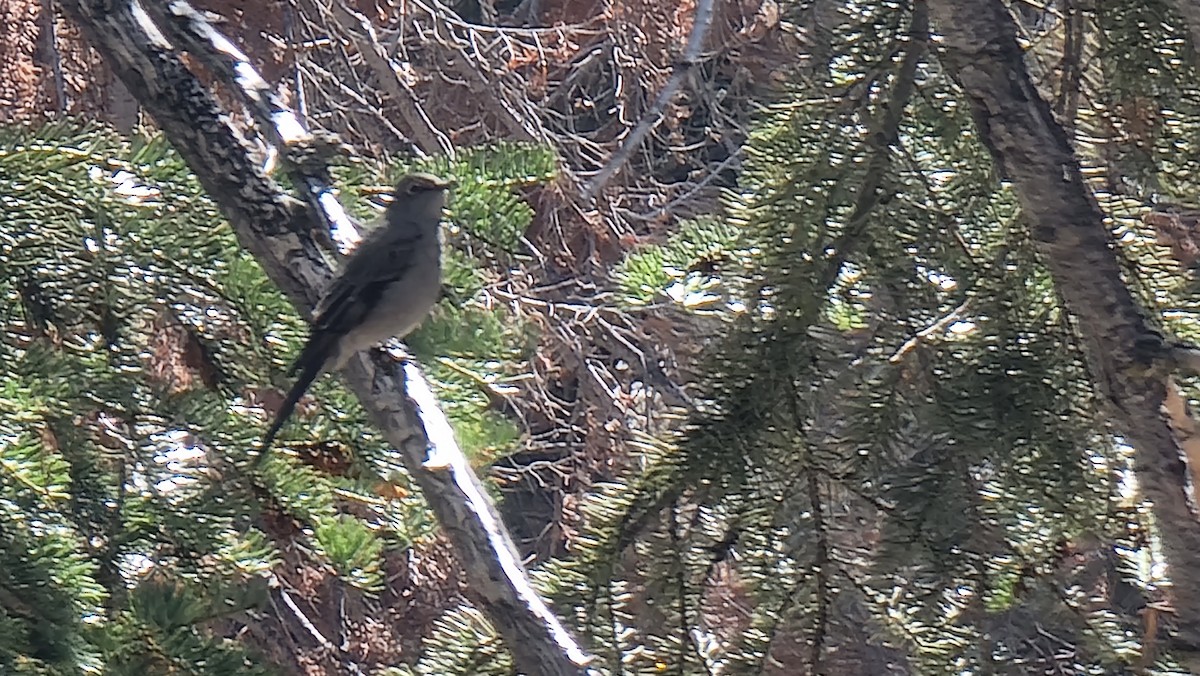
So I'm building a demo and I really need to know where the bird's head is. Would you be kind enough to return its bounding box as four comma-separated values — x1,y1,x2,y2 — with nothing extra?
395,172,454,195
389,172,454,225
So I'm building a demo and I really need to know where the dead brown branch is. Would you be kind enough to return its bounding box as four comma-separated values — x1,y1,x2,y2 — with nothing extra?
583,0,717,198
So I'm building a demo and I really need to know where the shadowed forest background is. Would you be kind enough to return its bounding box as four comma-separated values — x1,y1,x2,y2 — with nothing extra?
4,0,1200,674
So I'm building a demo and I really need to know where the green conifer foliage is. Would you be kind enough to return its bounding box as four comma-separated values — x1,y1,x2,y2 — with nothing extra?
0,121,556,672
571,1,1197,673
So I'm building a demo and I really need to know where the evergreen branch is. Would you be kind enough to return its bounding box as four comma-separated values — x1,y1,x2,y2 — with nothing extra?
435,355,513,411
893,140,979,262
817,0,929,293
751,565,818,676
1167,0,1200,52
0,454,64,498
887,298,972,364
58,3,595,674
928,0,1200,666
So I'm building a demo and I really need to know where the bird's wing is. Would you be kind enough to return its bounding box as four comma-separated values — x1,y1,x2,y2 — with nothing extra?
310,229,425,331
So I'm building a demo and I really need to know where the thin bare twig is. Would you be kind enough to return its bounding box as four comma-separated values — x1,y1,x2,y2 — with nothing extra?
318,0,455,157
583,0,717,198
270,575,368,676
39,0,67,114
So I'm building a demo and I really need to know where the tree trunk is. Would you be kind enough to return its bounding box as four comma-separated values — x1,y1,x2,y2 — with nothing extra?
928,0,1200,668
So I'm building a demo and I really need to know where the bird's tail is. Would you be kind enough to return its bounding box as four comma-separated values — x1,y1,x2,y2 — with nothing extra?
255,331,338,467
288,329,339,378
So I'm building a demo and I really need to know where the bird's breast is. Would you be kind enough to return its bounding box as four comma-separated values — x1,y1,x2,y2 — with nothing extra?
330,257,442,369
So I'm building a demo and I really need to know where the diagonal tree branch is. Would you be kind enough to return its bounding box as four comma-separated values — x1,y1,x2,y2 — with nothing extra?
56,1,593,673
927,0,1200,669
582,0,717,198
817,0,928,293
316,0,456,157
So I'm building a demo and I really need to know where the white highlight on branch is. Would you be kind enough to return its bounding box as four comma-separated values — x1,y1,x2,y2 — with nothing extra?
403,361,591,666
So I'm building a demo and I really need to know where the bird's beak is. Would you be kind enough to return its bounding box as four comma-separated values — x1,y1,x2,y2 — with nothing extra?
435,176,458,190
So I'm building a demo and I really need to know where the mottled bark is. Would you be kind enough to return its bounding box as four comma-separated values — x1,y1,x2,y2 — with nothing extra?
1169,0,1200,52
928,0,1200,668
55,1,592,674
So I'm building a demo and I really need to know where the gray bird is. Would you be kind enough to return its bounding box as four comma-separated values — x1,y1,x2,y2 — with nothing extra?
258,172,452,460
